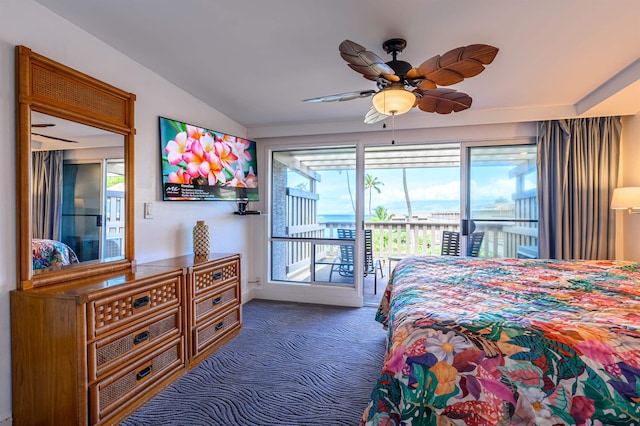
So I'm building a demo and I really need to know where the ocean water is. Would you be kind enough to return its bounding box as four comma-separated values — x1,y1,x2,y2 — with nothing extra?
318,199,462,223
318,214,356,223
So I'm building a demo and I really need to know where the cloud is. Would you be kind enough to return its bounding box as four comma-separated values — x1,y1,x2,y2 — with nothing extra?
410,181,461,200
370,177,516,205
316,167,519,214
468,178,515,199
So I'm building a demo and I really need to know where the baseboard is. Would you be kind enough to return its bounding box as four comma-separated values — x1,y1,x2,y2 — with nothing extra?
0,412,12,426
242,288,253,304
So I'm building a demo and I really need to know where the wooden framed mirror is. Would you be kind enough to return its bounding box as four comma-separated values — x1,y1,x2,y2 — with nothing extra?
16,45,136,289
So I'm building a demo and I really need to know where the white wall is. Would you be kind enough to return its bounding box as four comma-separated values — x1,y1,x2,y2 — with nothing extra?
0,0,257,421
619,115,640,261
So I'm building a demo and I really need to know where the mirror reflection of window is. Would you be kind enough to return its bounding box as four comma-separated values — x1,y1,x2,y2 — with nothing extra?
116,198,121,221
105,159,125,259
61,162,102,262
30,111,126,271
106,197,112,222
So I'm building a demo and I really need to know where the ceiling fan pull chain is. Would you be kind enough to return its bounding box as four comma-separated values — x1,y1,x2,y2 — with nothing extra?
391,112,396,145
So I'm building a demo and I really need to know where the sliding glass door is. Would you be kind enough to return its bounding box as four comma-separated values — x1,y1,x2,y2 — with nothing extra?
61,162,103,262
460,143,538,258
265,139,539,306
363,143,461,261
61,159,126,262
270,147,359,287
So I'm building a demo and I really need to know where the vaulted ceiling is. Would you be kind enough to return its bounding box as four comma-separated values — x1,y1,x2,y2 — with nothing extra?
34,0,640,138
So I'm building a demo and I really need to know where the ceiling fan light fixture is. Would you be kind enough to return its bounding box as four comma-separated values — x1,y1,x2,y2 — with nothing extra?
372,87,416,116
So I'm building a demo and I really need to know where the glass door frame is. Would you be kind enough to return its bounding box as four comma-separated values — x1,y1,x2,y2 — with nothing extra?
61,159,106,262
264,137,537,305
266,143,367,300
459,138,537,257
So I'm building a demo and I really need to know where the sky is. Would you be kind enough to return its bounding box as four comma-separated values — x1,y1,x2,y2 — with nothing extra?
284,144,537,217
309,165,535,217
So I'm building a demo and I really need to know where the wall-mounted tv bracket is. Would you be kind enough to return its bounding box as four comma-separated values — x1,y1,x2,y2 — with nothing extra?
234,201,261,215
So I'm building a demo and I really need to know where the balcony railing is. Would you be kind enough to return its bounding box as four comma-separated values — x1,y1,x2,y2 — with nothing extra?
323,220,537,259
277,219,538,281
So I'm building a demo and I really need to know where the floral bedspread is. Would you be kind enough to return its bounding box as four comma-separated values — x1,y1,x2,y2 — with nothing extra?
32,238,79,270
361,256,640,425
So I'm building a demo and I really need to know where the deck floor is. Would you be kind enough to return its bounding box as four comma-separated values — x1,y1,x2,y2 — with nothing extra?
311,263,387,306
363,272,387,306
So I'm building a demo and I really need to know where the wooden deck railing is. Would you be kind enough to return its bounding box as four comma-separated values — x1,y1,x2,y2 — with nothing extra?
281,188,538,278
323,221,537,259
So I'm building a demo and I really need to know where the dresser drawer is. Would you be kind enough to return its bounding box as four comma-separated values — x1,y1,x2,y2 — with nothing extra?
89,337,185,425
88,273,182,339
193,257,238,297
192,306,240,356
88,306,182,382
193,282,239,326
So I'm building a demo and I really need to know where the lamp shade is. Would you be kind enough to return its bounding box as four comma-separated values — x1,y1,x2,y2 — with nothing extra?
611,187,640,209
372,87,416,115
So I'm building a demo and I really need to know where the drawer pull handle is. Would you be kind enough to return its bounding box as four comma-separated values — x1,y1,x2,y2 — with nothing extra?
136,365,152,381
213,271,223,280
133,296,150,309
215,321,224,331
213,297,222,305
133,331,150,345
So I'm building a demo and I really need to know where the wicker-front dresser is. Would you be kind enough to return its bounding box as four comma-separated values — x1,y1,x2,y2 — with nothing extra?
10,253,242,426
140,253,242,366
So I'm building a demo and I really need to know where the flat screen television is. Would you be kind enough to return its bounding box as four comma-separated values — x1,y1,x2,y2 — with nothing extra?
159,117,258,201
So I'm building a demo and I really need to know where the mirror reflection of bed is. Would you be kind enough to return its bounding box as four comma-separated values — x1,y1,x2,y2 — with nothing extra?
31,238,78,270
31,111,126,272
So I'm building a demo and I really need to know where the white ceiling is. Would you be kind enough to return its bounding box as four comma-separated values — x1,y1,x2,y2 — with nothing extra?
31,111,123,150
33,0,640,138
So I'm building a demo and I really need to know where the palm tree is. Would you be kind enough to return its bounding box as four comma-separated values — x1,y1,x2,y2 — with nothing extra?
294,182,309,191
338,169,356,214
371,206,394,222
365,174,383,218
402,168,413,220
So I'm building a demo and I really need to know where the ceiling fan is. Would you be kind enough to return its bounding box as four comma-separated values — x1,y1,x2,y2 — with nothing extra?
303,38,498,124
31,123,78,143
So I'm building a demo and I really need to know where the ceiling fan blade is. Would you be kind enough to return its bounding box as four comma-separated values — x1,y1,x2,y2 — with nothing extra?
347,66,399,83
303,90,376,103
339,40,395,80
417,79,437,91
408,44,499,87
31,132,79,143
347,64,382,81
461,44,500,64
416,88,472,114
364,106,389,124
381,74,401,83
341,51,394,75
406,55,438,80
31,123,55,128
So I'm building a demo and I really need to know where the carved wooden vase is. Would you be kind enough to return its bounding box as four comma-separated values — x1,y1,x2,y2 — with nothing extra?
192,220,210,257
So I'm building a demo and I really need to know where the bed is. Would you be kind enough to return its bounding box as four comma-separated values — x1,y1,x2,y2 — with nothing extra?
32,238,79,270
361,256,640,425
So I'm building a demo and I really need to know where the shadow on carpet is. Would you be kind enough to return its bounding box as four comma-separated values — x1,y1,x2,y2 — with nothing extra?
121,299,387,426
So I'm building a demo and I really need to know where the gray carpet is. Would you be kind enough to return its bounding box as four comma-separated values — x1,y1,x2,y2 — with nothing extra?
121,299,387,426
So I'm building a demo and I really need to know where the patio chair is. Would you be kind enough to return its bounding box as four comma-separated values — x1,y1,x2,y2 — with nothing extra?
467,232,484,257
330,229,384,293
440,231,484,257
332,228,356,278
364,229,385,294
441,230,461,256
